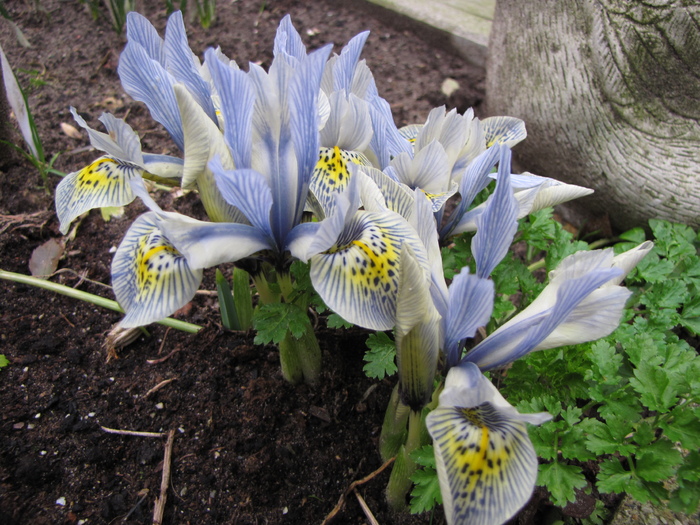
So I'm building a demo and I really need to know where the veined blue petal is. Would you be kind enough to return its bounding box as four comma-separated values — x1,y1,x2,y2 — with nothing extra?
126,12,165,65
472,147,518,279
481,116,527,148
309,209,428,331
289,44,333,225
119,43,184,150
164,11,217,123
175,84,245,223
55,156,142,234
205,48,254,170
464,266,623,371
367,96,412,169
333,30,370,93
210,157,273,239
112,212,203,328
273,15,307,63
153,211,271,270
440,144,500,240
70,107,144,165
427,362,550,525
444,270,495,368
361,166,415,219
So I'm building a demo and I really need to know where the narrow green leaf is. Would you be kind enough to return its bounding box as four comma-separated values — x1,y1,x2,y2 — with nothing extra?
216,269,240,330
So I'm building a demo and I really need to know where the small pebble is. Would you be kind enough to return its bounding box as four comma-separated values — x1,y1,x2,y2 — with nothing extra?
56,497,66,506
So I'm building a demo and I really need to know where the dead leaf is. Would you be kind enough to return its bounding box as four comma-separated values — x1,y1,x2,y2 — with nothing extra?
29,238,65,278
60,122,82,139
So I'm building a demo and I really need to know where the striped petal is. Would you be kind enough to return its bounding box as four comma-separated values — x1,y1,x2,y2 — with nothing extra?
126,12,165,66
119,42,184,150
112,212,203,328
427,362,550,525
309,209,428,331
472,147,519,279
481,116,527,148
55,156,142,234
70,107,143,165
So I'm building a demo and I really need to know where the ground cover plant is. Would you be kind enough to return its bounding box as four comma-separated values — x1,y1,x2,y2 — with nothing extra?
1,2,698,524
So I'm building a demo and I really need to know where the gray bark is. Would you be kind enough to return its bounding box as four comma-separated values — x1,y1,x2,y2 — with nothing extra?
486,0,700,231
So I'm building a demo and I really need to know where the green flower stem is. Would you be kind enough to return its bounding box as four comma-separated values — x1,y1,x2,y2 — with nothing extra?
379,385,411,460
527,258,546,272
278,322,322,385
252,271,279,305
385,409,424,509
0,269,201,333
277,271,295,302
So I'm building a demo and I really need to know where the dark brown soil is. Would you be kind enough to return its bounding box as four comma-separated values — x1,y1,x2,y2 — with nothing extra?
0,2,489,524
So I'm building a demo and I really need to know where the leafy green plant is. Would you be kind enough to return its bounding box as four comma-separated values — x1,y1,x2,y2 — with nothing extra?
404,216,700,519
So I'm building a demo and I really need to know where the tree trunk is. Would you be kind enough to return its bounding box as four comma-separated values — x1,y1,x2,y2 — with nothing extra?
486,0,700,231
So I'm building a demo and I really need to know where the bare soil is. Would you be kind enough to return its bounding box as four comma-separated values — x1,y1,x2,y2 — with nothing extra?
0,1,582,524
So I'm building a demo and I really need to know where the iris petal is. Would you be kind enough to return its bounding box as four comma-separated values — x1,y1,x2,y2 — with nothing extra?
112,212,203,328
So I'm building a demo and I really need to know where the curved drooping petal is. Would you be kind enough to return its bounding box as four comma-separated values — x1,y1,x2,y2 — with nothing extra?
481,116,526,148
112,212,203,328
395,244,441,410
309,209,429,331
174,84,246,223
153,211,272,270
463,249,630,371
471,147,518,279
361,165,415,220
507,172,594,219
427,362,550,525
55,156,152,235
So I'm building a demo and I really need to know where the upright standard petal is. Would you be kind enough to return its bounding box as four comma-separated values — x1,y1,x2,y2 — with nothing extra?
112,212,203,328
426,362,550,525
471,147,519,279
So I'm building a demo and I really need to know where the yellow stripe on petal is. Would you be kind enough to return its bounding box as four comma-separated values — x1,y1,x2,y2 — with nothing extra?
55,156,142,234
112,213,203,328
310,146,370,217
427,403,539,525
310,210,427,330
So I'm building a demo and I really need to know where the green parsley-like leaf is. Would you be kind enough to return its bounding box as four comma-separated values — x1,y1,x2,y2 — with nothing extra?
326,313,352,329
537,461,587,506
363,332,397,379
253,303,311,345
409,446,441,514
635,440,683,482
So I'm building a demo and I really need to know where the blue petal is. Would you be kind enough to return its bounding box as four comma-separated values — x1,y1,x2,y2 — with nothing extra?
445,271,495,368
440,144,500,240
464,266,623,370
472,147,519,279
112,212,203,328
70,108,143,165
153,211,271,270
333,31,370,93
273,15,307,63
126,11,165,65
210,157,273,239
118,43,184,150
205,48,254,170
164,11,217,123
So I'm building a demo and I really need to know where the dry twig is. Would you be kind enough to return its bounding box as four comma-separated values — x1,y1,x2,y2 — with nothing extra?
153,429,176,525
353,489,379,525
321,457,395,524
144,378,176,399
100,426,166,438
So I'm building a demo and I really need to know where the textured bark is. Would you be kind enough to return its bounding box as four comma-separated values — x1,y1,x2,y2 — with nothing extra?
486,0,700,230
